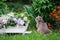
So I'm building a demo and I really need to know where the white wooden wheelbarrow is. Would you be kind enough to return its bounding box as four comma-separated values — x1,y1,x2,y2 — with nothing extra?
0,21,32,35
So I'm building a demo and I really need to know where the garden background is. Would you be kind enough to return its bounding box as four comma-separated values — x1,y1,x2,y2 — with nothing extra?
0,0,60,40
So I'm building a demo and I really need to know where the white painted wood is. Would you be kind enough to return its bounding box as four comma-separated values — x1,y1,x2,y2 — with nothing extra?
0,21,32,34
5,27,27,33
0,28,5,34
0,27,32,34
24,31,32,33
22,31,32,35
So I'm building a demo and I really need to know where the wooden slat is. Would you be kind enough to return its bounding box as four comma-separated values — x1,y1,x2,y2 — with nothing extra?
0,27,32,34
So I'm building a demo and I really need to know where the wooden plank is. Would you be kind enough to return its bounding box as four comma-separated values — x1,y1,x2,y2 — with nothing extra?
0,28,5,33
0,27,32,34
24,31,32,33
4,27,27,33
5,31,32,33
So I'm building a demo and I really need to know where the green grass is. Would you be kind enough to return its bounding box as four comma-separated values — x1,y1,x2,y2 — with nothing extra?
0,30,60,40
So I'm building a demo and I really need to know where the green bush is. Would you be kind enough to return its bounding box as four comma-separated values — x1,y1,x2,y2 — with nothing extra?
24,0,60,29
24,0,53,22
0,1,9,16
24,0,53,28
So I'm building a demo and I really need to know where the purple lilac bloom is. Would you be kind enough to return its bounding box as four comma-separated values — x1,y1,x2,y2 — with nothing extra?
17,18,25,26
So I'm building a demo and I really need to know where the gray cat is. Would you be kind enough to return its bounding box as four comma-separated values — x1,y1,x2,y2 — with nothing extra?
35,16,50,35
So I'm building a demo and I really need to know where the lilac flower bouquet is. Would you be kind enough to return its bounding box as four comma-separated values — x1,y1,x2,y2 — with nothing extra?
0,12,30,28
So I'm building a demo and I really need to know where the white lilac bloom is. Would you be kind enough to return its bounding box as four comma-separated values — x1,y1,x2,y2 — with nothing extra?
1,15,9,19
23,17,28,21
2,17,8,24
0,17,4,23
20,14,24,17
0,17,8,24
13,18,17,23
7,12,14,17
17,18,25,26
2,19,8,24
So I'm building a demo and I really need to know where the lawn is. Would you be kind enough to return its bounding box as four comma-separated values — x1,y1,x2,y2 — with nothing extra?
0,30,60,40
